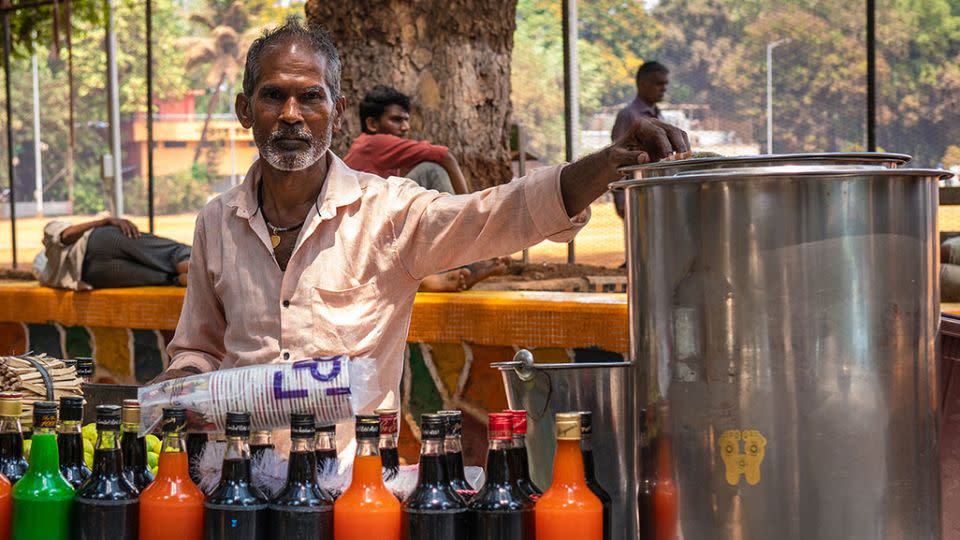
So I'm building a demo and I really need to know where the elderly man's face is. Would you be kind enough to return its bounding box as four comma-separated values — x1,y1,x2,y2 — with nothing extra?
236,39,345,171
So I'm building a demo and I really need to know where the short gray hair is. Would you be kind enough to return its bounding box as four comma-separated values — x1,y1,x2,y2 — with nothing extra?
242,16,342,99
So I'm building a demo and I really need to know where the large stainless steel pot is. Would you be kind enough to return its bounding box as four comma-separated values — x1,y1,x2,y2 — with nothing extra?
612,164,947,539
494,352,634,540
619,152,911,179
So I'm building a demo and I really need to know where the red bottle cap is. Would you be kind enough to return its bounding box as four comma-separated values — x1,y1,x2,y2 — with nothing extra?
488,413,513,441
376,408,398,435
504,409,527,435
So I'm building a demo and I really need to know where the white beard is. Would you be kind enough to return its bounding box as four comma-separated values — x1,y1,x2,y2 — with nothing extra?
258,122,332,172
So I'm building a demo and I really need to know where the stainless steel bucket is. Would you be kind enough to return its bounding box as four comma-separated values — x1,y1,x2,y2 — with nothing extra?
613,164,948,540
494,351,634,540
618,152,911,179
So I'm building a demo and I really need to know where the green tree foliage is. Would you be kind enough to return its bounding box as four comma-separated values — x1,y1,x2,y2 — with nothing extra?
512,0,660,163
513,0,959,166
1,0,190,214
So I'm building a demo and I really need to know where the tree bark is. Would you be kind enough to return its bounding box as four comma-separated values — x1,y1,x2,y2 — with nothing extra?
305,0,517,190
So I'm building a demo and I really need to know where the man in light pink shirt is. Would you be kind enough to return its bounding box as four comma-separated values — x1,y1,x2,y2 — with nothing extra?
159,20,688,421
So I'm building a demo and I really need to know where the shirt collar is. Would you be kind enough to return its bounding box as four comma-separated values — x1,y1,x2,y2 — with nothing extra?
226,150,363,222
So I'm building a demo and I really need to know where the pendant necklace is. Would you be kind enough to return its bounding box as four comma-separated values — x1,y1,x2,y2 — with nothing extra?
258,182,305,248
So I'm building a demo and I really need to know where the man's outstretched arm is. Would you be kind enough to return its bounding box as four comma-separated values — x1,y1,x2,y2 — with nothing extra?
561,118,689,217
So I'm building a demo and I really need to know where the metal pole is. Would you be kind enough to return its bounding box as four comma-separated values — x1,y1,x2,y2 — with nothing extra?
766,39,788,155
106,0,123,216
2,13,16,268
31,53,42,218
866,0,876,151
146,0,154,232
518,123,529,265
562,0,579,264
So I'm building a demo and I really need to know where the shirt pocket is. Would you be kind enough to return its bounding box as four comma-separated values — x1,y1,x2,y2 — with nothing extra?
311,281,384,356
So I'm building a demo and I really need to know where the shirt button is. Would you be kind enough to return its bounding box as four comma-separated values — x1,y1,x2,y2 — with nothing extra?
283,351,290,360
282,300,290,308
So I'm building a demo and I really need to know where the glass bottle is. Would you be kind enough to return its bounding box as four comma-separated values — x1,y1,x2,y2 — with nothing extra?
75,358,94,384
653,436,678,540
0,393,28,485
248,431,273,462
74,404,139,540
120,399,154,492
505,409,542,501
0,473,10,540
333,415,401,540
139,407,204,540
186,432,208,486
438,410,475,498
268,413,333,538
376,408,400,481
468,412,535,540
534,412,602,540
203,411,268,540
401,414,468,539
314,424,337,475
11,401,75,540
638,408,655,540
579,411,611,540
57,395,91,489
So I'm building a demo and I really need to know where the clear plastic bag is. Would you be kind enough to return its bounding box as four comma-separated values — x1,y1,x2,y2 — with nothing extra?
137,356,379,435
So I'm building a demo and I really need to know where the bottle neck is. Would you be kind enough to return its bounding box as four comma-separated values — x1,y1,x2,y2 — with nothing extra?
27,429,59,472
58,421,84,466
379,433,397,450
157,431,189,479
0,415,22,435
352,438,384,486
120,426,147,469
287,437,318,484
444,434,463,454
316,431,336,451
512,434,526,449
356,437,380,457
552,439,587,485
224,435,251,462
417,439,446,484
58,419,81,435
93,429,122,475
581,435,593,452
485,439,513,484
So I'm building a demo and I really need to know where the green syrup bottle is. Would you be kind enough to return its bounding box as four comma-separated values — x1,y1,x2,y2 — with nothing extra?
11,401,75,540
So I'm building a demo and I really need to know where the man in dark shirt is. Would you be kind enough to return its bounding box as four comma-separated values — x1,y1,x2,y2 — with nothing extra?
611,61,670,219
344,85,469,194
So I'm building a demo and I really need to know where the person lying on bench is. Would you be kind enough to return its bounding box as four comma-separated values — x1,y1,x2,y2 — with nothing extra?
37,217,191,290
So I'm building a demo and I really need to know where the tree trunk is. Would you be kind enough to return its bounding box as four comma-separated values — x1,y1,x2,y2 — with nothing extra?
305,0,517,190
193,71,226,166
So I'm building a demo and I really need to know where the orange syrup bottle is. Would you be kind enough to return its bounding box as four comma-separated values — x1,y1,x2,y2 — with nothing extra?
333,415,401,540
534,412,603,540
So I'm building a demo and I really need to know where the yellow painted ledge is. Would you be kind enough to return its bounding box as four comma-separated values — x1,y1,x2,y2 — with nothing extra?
0,281,629,352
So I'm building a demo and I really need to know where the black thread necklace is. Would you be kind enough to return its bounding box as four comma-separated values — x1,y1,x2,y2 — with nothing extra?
257,181,306,249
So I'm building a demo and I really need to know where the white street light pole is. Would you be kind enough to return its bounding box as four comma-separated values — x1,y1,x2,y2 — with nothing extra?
766,39,789,154
31,53,43,217
107,0,124,215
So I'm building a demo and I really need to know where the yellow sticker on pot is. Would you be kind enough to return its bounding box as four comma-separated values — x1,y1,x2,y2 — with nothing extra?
719,429,767,486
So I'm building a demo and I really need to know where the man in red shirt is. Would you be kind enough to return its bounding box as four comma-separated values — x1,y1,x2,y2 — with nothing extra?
344,85,469,194
344,85,504,291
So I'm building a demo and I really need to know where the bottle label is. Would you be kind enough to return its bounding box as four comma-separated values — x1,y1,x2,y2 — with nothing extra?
291,424,314,438
35,412,57,430
97,417,121,430
421,424,443,440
